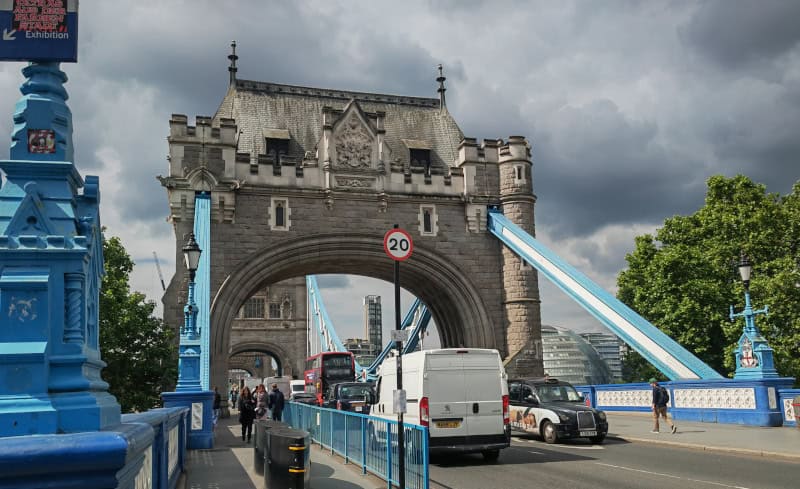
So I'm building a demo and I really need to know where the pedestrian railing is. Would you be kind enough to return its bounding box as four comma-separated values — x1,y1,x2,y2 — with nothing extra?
284,402,429,489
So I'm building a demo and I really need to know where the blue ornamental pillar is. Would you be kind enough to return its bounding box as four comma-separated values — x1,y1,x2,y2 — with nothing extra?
0,62,121,436
730,253,779,380
162,233,215,449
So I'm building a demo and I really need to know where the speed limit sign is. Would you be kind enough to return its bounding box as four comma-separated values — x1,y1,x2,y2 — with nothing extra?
383,228,413,261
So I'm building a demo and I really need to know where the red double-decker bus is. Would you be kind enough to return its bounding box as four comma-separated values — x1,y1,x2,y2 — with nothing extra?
304,351,356,405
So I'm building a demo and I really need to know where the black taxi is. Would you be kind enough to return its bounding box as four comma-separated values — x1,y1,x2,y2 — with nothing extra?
508,377,608,444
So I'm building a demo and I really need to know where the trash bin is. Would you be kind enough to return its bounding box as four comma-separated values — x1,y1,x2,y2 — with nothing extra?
254,419,286,475
793,396,800,429
265,427,311,489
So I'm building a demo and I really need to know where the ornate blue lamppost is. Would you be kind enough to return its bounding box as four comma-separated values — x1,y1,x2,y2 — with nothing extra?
176,233,202,390
730,252,779,379
162,232,215,448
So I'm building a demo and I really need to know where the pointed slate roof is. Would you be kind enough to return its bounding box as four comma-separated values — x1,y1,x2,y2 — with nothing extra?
212,80,464,170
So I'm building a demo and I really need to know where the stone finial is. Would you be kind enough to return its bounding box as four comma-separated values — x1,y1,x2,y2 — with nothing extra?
436,64,446,108
228,40,239,86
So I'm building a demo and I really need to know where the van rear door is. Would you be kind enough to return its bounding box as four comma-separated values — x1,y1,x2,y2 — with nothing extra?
425,351,469,439
461,351,504,438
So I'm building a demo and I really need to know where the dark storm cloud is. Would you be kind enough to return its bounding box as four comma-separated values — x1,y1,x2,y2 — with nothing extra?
681,0,800,70
530,99,707,240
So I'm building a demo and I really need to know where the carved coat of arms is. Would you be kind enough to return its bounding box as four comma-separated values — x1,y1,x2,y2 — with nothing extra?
8,296,38,322
335,114,373,170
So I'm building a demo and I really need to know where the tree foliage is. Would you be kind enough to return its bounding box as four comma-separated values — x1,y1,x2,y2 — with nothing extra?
100,235,177,412
617,175,800,382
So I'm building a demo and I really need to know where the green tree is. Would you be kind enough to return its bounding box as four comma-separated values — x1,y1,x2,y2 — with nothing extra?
617,175,800,382
100,235,177,412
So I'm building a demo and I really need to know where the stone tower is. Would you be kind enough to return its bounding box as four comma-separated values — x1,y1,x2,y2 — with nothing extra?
498,136,544,377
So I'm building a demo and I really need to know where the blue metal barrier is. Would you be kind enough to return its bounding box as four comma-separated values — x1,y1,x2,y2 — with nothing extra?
284,402,429,489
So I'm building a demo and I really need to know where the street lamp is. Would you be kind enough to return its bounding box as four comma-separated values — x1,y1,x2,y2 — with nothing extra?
182,233,202,339
729,251,778,379
737,252,752,291
176,232,203,390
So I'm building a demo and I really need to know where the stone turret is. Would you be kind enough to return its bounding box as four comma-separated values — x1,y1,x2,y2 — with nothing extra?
497,136,544,377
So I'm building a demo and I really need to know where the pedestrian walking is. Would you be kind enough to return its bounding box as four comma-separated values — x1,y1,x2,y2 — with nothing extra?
650,378,676,434
238,386,256,442
268,383,285,421
254,384,268,420
212,386,221,428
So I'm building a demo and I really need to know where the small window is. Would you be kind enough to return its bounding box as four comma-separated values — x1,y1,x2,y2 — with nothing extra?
241,297,265,319
266,138,289,159
514,164,526,184
270,197,291,231
423,209,432,233
410,149,431,175
520,385,534,403
419,205,438,236
269,303,281,319
509,382,521,402
275,202,285,227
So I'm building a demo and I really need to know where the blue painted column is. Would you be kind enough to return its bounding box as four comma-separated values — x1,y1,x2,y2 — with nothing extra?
161,233,214,449
0,61,165,488
0,62,120,436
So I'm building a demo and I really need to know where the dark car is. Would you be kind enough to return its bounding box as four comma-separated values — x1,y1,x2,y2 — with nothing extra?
508,377,608,444
290,392,318,405
322,382,375,414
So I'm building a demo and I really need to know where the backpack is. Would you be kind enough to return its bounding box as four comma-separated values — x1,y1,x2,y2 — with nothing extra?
660,386,670,404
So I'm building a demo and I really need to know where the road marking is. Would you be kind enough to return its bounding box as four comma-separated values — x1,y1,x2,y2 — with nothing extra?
594,463,751,489
513,439,604,449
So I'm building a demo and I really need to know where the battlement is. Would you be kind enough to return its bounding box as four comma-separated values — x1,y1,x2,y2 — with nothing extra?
169,114,238,146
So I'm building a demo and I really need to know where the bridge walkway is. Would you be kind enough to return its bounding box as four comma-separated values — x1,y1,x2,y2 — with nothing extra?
180,413,383,489
604,412,799,460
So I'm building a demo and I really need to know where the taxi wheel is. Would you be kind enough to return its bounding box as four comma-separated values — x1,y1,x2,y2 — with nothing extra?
541,421,558,444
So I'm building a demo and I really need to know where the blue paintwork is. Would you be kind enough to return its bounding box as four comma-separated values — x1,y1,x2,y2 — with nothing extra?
0,62,120,437
161,391,215,449
284,402,429,489
123,407,189,489
10,63,74,162
194,193,211,390
578,378,794,426
487,209,722,380
730,289,779,379
0,421,152,489
175,270,202,392
0,6,79,62
778,389,800,427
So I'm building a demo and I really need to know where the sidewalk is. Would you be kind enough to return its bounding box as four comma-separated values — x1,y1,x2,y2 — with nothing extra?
181,414,383,489
605,412,800,460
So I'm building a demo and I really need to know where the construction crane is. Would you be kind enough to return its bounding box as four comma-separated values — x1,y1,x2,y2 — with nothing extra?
152,251,166,292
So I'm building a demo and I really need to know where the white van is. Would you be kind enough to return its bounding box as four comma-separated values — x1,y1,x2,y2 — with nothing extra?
289,379,306,398
372,348,510,460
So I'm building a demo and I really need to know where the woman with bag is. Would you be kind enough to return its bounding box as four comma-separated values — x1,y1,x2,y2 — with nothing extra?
238,386,256,442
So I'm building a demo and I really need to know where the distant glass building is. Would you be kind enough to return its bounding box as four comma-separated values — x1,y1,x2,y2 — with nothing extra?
580,332,623,382
364,295,382,356
541,325,613,385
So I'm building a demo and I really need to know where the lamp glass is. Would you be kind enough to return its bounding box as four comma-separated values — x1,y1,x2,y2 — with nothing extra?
182,234,202,272
738,254,752,283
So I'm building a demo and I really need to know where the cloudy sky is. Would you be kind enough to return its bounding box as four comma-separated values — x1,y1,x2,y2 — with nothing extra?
2,0,798,346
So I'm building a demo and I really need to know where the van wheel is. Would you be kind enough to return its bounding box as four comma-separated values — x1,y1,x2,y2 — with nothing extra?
590,434,605,444
481,449,500,462
541,421,558,444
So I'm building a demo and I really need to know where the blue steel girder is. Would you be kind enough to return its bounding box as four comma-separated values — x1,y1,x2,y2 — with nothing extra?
487,209,722,380
306,276,365,376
